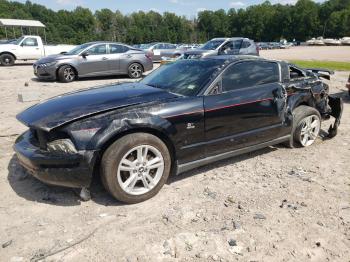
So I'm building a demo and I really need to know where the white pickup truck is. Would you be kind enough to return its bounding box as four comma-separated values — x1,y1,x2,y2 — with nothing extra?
0,35,75,66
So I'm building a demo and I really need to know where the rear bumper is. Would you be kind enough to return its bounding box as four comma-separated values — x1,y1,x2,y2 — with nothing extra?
327,95,343,138
14,130,97,188
33,64,57,80
143,60,153,72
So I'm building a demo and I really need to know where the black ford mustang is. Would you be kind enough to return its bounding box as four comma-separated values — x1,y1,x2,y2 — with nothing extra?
14,56,343,203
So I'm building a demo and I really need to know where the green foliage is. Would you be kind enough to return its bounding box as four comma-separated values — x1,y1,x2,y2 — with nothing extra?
0,0,349,44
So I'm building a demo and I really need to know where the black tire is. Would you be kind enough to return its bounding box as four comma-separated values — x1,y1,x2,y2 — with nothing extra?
101,133,171,203
290,105,321,148
57,65,76,83
128,63,143,79
0,53,15,66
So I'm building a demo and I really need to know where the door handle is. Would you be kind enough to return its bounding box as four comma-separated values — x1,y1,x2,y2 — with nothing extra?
102,57,108,60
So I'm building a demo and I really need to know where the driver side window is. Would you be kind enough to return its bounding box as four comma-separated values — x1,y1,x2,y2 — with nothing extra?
222,61,280,92
22,38,38,47
86,44,107,55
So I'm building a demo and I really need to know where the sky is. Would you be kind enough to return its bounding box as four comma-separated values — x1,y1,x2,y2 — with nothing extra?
14,0,325,17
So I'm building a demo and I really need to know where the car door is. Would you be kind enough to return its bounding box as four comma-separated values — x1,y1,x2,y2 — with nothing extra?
17,37,41,59
108,44,129,74
219,40,242,55
203,60,288,156
152,44,162,61
78,44,109,77
239,40,252,55
161,44,177,58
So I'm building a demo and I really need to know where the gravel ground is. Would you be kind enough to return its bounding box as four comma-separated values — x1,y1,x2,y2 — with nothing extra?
0,47,349,261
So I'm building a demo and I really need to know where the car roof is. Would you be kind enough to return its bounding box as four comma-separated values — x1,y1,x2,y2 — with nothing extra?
211,37,251,41
203,55,270,63
83,41,128,46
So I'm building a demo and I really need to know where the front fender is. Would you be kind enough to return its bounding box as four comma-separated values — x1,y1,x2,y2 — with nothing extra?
88,112,176,150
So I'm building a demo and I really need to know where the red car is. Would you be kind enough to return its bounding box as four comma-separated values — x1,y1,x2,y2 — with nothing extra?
347,74,350,95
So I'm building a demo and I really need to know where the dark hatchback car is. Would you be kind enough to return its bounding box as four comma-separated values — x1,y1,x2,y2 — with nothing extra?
14,56,342,203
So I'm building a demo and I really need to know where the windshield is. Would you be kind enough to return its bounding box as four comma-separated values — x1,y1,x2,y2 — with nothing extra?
201,39,226,50
65,43,93,55
140,59,223,96
14,36,25,45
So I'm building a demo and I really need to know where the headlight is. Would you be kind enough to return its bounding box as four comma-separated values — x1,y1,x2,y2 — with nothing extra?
42,61,57,67
47,139,77,154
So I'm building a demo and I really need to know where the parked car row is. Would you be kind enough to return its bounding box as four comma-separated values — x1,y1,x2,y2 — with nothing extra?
1,36,260,82
306,37,350,46
257,41,294,50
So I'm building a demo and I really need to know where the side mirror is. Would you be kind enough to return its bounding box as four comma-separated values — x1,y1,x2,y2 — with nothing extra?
81,52,89,58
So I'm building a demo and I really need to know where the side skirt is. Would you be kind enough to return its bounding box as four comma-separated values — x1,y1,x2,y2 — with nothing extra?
176,135,290,175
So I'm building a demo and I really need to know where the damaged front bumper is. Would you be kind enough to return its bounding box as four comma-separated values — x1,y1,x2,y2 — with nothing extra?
327,96,343,138
13,130,97,188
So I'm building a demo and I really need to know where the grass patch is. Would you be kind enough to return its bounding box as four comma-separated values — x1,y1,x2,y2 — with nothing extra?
290,60,350,71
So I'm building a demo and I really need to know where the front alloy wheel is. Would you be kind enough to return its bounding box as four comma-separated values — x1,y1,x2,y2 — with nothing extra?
101,133,171,203
57,65,76,83
117,145,164,195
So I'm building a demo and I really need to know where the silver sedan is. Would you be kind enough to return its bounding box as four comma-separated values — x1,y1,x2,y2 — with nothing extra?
33,42,153,82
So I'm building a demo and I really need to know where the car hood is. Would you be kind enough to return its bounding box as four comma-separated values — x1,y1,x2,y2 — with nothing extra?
36,54,77,64
184,49,215,56
17,82,179,131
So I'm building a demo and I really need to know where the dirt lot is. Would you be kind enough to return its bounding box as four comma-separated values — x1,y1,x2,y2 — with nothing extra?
0,47,349,261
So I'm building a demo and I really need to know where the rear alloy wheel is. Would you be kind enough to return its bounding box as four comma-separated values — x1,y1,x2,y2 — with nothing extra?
0,54,15,66
57,65,76,83
101,133,171,203
128,63,143,79
292,106,321,147
297,115,320,146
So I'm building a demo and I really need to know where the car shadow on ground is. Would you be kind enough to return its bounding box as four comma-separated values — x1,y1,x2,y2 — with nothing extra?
7,154,123,207
11,63,34,66
7,146,279,207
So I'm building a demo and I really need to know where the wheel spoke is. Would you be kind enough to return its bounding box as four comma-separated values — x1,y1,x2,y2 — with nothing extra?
141,176,150,189
310,119,319,128
137,147,144,163
301,134,309,145
145,173,155,186
147,157,161,166
142,147,148,162
309,132,317,139
123,174,138,190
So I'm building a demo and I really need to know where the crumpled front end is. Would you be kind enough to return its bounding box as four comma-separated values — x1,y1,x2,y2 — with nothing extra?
13,129,99,188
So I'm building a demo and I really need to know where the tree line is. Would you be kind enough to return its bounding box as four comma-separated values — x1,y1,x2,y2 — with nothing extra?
0,0,349,45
